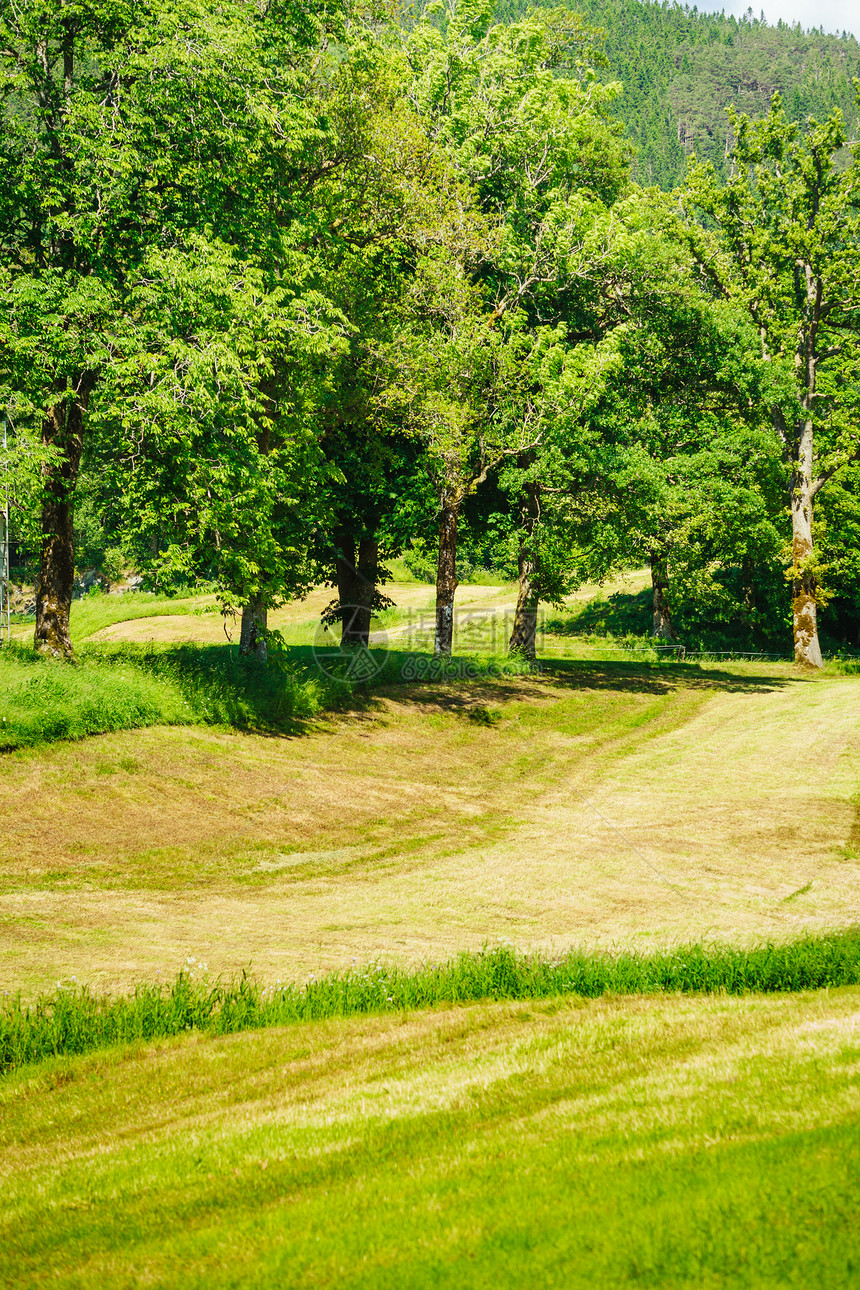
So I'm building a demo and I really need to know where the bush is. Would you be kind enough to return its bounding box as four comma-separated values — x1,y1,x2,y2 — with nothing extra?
102,547,126,582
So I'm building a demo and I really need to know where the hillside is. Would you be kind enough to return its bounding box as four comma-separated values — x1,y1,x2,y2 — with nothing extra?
2,642,859,1285
497,0,860,187
3,644,857,997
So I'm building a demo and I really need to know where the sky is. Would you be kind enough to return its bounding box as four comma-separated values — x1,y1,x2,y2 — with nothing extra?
701,0,859,39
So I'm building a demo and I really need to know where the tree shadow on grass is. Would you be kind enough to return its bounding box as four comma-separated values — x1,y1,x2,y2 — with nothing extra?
85,642,365,739
82,641,805,746
359,651,802,714
535,658,799,696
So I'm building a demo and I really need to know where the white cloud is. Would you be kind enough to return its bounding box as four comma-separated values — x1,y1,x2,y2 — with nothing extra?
703,0,858,38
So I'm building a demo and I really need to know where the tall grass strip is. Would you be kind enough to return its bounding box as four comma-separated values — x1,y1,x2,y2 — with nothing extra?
0,642,352,748
3,929,859,1074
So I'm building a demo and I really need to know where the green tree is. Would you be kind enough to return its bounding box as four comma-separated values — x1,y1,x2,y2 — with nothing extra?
308,40,475,648
684,96,860,666
377,250,539,654
492,188,786,658
401,0,629,654
97,236,345,655
0,0,338,656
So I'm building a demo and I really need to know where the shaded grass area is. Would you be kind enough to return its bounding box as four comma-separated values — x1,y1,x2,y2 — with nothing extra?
4,931,859,1074
3,577,813,752
0,643,351,749
0,637,606,752
545,586,653,642
0,644,192,749
543,586,805,658
1,987,858,1288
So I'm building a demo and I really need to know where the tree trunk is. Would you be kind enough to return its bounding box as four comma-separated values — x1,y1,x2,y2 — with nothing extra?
34,386,90,658
239,595,267,660
790,446,823,668
508,481,540,659
335,530,377,647
740,554,756,628
435,499,460,656
649,552,677,641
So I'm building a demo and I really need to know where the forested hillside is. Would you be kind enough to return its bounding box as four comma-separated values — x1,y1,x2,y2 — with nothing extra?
499,0,860,187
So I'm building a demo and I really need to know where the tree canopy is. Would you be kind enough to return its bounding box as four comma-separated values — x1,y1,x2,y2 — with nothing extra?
2,0,858,667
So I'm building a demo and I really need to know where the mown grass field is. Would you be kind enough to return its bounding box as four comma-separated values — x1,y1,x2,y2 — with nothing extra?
2,648,857,997
2,988,859,1287
2,578,859,1286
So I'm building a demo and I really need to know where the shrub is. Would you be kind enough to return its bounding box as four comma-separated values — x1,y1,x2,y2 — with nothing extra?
101,547,126,583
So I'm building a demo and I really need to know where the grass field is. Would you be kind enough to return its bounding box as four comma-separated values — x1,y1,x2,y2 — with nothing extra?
1,651,857,998
2,576,859,1285
2,988,858,1287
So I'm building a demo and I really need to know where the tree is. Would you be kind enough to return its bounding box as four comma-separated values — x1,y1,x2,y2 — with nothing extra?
96,236,344,656
307,40,474,648
401,0,629,654
578,210,782,647
489,186,786,659
378,251,540,655
684,96,860,666
0,0,339,656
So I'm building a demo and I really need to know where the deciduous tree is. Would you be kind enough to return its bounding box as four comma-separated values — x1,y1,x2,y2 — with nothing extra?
684,96,860,666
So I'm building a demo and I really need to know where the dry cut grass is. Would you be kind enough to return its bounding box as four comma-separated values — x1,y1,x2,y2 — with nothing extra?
0,661,857,997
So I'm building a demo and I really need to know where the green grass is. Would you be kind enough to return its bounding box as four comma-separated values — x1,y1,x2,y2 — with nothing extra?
4,931,859,1073
68,590,215,641
10,588,221,639
0,642,351,749
830,656,860,674
0,634,610,752
1,985,858,1288
0,644,192,749
1,622,857,1286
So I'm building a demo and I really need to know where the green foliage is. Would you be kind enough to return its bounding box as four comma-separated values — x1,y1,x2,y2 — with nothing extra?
3,929,859,1073
2,0,858,658
546,587,653,638
101,548,125,583
401,535,513,584
499,0,860,189
72,495,110,573
0,0,353,634
682,98,860,661
817,466,860,651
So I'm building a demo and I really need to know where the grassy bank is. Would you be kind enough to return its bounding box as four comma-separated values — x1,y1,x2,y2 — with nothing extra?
4,931,859,1073
0,644,192,749
1,986,858,1288
0,643,350,749
2,660,857,997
